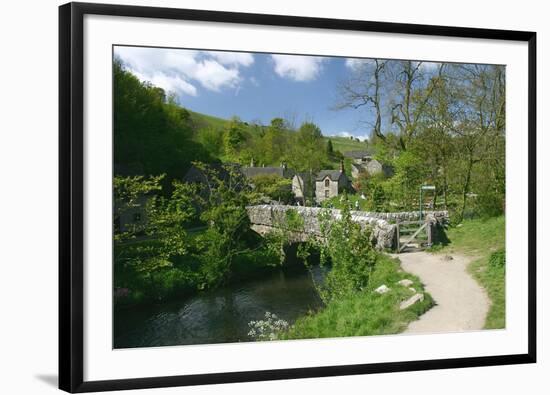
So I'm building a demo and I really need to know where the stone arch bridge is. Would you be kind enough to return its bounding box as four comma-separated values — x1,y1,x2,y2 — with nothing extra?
246,205,449,251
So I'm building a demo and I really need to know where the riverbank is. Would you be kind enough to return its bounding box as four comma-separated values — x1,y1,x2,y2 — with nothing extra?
283,254,433,340
429,216,505,329
114,238,284,309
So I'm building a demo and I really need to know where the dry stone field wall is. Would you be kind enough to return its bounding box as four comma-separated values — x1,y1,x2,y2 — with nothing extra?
246,205,449,250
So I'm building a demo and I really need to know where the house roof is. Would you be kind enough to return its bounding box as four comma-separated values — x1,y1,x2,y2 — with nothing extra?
242,166,294,179
343,150,374,159
315,170,346,181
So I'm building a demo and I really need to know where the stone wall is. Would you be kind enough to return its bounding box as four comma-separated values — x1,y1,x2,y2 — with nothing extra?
246,205,449,250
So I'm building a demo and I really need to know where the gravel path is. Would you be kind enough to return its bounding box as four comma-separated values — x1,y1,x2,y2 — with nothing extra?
396,252,490,333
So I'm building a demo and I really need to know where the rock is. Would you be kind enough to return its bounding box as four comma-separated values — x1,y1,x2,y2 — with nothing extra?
408,287,416,293
375,285,390,294
399,293,424,310
397,279,413,287
442,255,454,261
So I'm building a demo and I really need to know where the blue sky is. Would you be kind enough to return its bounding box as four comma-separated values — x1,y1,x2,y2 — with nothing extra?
114,46,434,140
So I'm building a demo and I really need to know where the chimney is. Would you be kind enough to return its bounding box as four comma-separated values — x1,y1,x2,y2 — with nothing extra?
340,160,345,173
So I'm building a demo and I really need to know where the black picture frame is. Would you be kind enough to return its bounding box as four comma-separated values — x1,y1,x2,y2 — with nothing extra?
59,2,537,393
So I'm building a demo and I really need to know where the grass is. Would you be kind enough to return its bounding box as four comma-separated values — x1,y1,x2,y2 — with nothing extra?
282,255,433,340
324,135,368,153
432,216,505,329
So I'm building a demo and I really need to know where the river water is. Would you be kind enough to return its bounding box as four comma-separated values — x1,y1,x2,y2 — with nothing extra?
114,265,324,348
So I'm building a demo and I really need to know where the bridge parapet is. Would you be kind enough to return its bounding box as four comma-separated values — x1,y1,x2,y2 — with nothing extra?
246,205,448,250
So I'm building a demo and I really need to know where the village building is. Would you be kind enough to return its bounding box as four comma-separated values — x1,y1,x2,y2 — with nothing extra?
241,161,295,180
344,150,393,179
315,168,350,203
292,162,350,204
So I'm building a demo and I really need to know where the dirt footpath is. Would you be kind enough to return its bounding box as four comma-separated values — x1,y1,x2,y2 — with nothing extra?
395,251,490,333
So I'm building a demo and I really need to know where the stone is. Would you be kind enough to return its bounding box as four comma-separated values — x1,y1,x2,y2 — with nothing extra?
375,285,390,294
442,255,454,261
399,293,424,310
397,279,413,287
408,287,416,293
245,205,449,252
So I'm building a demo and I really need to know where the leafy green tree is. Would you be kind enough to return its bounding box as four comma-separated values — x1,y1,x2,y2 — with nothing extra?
223,117,247,160
326,139,334,156
113,58,210,181
197,126,224,157
189,162,258,288
114,175,197,300
250,174,293,203
258,118,287,165
316,198,378,303
287,122,330,205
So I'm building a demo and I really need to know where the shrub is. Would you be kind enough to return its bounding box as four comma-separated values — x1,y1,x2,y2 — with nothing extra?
316,198,378,303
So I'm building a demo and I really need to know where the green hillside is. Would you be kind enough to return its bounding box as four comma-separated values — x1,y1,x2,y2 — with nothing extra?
189,110,228,130
188,110,368,163
325,135,368,153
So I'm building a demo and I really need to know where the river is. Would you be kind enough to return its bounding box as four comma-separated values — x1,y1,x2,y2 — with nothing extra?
114,265,325,348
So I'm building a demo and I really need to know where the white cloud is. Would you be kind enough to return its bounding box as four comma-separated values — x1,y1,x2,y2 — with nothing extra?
271,54,325,81
193,59,240,91
132,70,197,97
329,131,370,142
114,46,254,96
210,51,254,67
344,58,374,71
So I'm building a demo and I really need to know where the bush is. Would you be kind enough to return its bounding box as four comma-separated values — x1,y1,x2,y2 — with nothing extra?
316,201,378,303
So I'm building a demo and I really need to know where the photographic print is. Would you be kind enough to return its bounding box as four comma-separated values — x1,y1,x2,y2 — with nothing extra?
112,46,506,349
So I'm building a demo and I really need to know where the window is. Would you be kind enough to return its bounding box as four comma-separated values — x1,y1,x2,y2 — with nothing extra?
324,178,330,187
325,190,329,198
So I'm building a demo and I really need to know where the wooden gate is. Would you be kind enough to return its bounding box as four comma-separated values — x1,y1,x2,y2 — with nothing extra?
395,219,432,253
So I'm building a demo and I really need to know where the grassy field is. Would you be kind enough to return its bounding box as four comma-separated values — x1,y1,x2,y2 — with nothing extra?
324,135,368,153
432,216,505,329
189,110,227,130
283,255,433,339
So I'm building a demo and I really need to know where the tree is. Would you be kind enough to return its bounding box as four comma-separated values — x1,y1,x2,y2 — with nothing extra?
250,174,293,204
316,200,378,303
190,162,258,288
286,122,328,205
197,126,224,157
326,139,334,156
223,117,246,160
337,59,387,143
113,58,210,181
113,175,197,299
259,118,287,165
444,64,506,220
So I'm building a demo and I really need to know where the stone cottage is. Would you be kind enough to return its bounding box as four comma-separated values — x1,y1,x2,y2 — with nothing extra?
292,162,350,204
314,166,350,203
344,150,392,179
